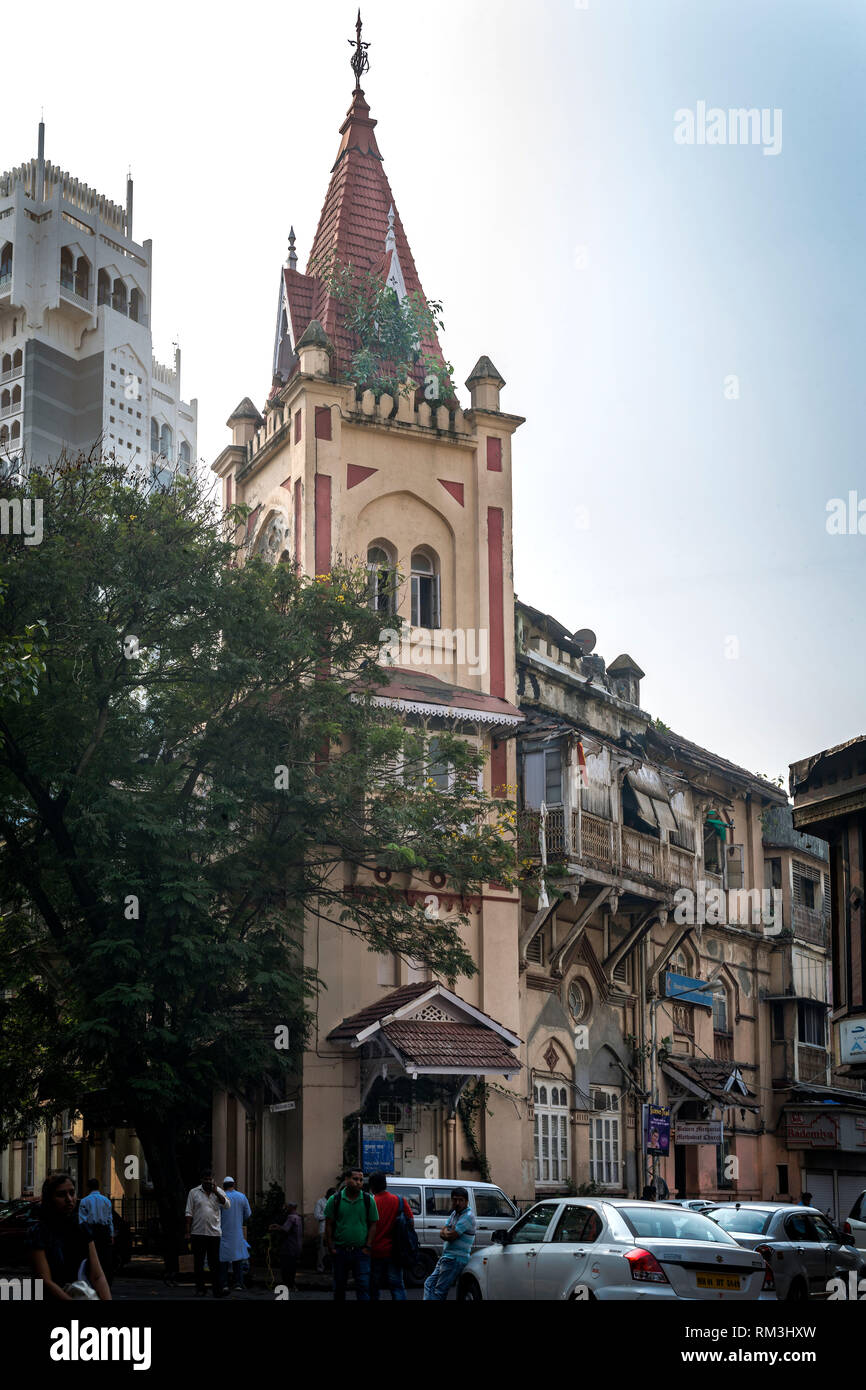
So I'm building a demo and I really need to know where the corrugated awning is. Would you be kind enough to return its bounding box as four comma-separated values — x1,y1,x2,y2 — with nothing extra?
626,768,676,832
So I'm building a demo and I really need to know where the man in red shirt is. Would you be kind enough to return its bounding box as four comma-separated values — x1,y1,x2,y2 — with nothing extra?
367,1172,413,1301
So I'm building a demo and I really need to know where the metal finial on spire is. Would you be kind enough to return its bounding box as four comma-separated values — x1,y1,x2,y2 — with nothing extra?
287,226,298,271
349,9,370,89
385,205,396,253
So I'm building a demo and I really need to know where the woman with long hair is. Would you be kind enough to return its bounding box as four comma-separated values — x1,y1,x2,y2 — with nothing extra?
25,1171,112,1300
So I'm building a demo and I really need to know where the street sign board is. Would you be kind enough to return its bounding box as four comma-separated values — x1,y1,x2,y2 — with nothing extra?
644,1104,671,1155
268,1102,296,1113
362,1123,395,1174
665,972,714,1009
839,1017,866,1065
673,1121,723,1145
785,1110,839,1148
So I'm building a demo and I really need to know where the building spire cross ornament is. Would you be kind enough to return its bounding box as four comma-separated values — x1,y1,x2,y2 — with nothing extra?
287,226,297,271
349,9,370,89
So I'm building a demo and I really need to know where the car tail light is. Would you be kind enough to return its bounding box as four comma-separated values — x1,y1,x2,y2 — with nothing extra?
755,1244,775,1291
624,1247,669,1283
842,1221,853,1238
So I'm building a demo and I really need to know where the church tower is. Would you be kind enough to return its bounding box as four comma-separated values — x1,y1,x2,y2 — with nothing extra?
212,17,528,1209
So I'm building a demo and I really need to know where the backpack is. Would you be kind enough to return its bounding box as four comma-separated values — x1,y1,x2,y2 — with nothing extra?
333,1188,376,1231
392,1196,420,1269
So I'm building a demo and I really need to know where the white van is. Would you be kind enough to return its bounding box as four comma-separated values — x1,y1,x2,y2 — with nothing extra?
386,1178,520,1283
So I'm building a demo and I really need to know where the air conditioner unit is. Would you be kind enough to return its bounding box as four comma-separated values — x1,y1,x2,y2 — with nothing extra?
377,1102,418,1132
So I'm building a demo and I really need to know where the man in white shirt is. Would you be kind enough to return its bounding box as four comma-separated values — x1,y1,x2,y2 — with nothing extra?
185,1169,229,1296
78,1178,115,1285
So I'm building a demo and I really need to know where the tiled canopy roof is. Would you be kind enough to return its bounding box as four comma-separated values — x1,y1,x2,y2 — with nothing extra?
664,1057,760,1109
366,667,522,724
328,983,431,1042
382,1021,521,1072
283,85,445,382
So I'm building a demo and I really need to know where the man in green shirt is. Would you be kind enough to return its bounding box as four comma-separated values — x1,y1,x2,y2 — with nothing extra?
324,1169,379,1301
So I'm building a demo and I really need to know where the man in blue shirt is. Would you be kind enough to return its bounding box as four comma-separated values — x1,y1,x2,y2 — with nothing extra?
78,1178,115,1285
423,1187,477,1300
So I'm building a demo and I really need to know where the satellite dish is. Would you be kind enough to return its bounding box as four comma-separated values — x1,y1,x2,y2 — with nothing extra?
573,629,597,655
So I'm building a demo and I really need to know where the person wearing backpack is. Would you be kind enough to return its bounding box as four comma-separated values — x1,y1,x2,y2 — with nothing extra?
324,1170,379,1301
367,1172,416,1301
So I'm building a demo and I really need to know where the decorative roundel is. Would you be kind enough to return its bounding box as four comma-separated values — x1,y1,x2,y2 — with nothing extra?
430,872,447,890
568,980,589,1023
374,868,392,884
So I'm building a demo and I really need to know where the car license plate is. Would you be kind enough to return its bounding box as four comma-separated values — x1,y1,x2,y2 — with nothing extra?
696,1272,741,1291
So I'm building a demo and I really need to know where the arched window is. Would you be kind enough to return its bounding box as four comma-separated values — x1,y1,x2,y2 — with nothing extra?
411,549,440,629
60,247,74,291
589,1086,621,1187
75,256,91,300
11,385,21,407
129,287,144,323
534,1081,570,1185
1,391,9,410
0,242,12,281
98,269,111,306
12,349,22,370
712,986,729,1035
0,426,8,445
179,441,191,467
1,355,10,375
150,419,160,455
112,279,127,315
160,423,173,461
367,544,396,616
11,420,20,441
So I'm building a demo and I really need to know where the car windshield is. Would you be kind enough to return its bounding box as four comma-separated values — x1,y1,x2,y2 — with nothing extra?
706,1207,772,1235
619,1206,739,1244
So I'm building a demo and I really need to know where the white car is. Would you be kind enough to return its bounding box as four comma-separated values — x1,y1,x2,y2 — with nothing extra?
456,1198,774,1301
841,1191,866,1252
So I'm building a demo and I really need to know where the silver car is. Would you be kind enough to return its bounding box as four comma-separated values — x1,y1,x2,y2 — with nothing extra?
456,1198,773,1301
704,1202,866,1301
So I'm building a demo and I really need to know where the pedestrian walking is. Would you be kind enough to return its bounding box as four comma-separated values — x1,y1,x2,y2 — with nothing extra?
313,1187,336,1272
367,1171,414,1301
185,1169,229,1296
324,1169,378,1301
269,1201,303,1291
219,1177,252,1290
77,1177,115,1286
25,1172,112,1301
423,1187,476,1301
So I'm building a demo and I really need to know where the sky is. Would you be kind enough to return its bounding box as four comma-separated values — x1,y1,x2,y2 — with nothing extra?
3,0,864,783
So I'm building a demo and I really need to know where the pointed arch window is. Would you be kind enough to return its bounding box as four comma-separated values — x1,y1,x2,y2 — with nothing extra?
533,1082,570,1185
712,985,729,1036
367,544,396,617
411,549,440,630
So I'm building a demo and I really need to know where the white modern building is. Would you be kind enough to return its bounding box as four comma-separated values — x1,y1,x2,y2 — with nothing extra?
0,123,197,473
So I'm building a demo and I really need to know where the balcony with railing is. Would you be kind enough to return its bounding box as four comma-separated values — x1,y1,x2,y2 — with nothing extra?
59,274,94,313
792,904,828,946
517,806,697,891
771,1037,830,1086
713,1031,734,1063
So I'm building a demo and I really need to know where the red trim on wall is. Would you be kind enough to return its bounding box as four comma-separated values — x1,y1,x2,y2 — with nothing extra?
438,479,465,507
487,506,505,698
294,479,302,566
294,410,302,443
315,406,332,441
487,438,502,472
246,505,261,539
280,477,292,492
347,464,378,490
315,474,332,576
225,476,233,508
490,741,508,800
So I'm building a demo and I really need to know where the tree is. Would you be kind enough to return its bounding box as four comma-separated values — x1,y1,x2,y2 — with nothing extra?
0,452,514,1257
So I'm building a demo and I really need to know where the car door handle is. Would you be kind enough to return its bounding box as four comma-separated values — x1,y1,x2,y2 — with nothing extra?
573,1250,586,1257
478,1226,489,1231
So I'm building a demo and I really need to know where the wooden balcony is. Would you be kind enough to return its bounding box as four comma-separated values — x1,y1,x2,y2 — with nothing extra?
713,1031,734,1063
792,904,828,946
517,807,696,891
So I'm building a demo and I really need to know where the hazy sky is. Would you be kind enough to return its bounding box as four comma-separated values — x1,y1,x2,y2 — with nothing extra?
4,0,864,782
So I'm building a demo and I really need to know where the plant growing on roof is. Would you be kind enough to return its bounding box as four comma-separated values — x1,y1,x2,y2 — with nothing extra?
323,256,454,404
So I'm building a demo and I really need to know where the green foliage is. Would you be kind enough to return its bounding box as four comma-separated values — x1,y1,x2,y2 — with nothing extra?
457,1078,491,1183
0,452,515,1182
323,257,454,404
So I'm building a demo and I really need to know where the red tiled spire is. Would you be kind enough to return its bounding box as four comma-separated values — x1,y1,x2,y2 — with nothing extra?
282,81,444,381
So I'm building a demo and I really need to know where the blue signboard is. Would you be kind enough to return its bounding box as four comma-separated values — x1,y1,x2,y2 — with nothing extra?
362,1124,395,1174
644,1104,671,1156
665,971,713,1009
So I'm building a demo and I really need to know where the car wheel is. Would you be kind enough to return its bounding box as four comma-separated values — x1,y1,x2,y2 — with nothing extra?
406,1252,436,1289
786,1278,809,1302
458,1276,483,1301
